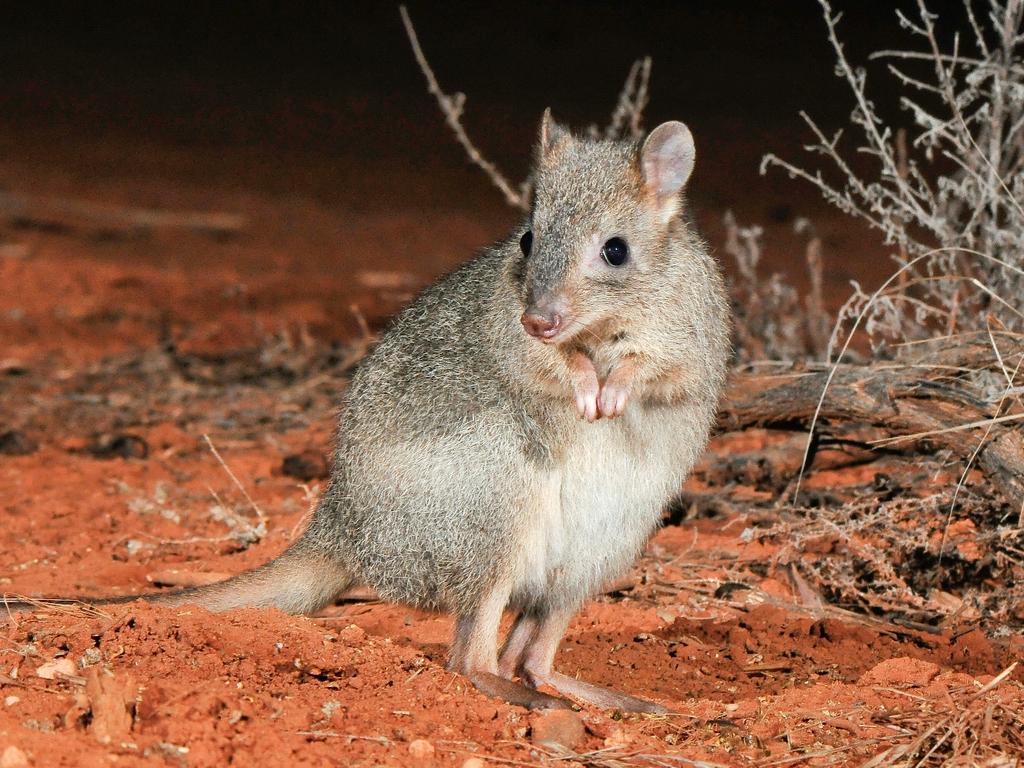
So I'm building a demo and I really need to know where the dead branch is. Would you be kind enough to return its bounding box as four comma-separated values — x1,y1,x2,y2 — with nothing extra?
0,191,245,238
399,6,655,212
398,6,528,211
718,345,1024,509
599,56,652,141
696,431,879,492
761,0,1024,339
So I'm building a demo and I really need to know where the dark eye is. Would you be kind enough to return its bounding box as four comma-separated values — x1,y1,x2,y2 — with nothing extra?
520,230,533,257
601,237,629,267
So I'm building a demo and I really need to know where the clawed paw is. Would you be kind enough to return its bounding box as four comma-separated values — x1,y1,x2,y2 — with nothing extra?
598,381,630,419
568,353,601,422
573,378,600,422
568,353,636,422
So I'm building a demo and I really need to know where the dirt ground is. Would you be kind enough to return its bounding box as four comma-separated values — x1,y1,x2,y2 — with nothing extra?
1,129,1021,768
1,18,1022,757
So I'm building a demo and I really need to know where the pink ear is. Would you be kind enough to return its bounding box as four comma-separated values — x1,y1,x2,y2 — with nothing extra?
539,108,570,156
641,121,695,205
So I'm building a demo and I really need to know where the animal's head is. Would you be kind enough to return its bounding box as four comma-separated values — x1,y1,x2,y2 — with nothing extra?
516,110,696,345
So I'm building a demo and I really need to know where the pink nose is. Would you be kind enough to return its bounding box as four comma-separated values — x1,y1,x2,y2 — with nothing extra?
521,311,562,339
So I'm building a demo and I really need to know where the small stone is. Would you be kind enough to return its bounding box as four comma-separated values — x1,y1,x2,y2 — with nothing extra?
125,540,145,557
281,450,329,481
656,608,677,624
603,725,632,748
356,269,417,289
0,244,30,260
85,667,137,744
3,696,18,707
0,360,28,376
85,434,149,460
460,759,486,768
0,746,28,768
531,709,585,750
408,739,435,761
35,658,76,680
0,431,36,456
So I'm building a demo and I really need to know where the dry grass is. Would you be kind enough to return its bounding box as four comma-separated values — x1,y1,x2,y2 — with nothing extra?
863,663,1024,767
724,212,831,365
750,488,1024,630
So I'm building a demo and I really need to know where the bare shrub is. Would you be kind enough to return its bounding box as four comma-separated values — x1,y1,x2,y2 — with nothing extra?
762,0,1024,349
725,212,832,363
399,5,651,213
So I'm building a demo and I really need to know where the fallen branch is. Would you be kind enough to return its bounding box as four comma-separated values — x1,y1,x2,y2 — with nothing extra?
718,343,1024,509
0,191,245,239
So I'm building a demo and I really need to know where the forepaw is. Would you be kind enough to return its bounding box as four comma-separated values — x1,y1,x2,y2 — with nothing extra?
568,353,600,422
598,380,630,419
574,379,600,422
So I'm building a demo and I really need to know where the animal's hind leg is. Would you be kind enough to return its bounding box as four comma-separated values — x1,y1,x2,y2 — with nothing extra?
497,611,538,679
448,587,569,711
520,608,668,714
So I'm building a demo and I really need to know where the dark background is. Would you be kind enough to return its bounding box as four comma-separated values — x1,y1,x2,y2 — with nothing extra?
0,1,972,308
0,2,947,186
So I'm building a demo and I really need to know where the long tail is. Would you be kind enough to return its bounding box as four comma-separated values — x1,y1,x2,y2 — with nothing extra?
2,542,356,617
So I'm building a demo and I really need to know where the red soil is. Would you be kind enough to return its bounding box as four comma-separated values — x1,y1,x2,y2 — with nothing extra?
1,129,1017,767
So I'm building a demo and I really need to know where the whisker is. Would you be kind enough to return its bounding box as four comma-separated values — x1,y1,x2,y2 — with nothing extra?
557,317,603,345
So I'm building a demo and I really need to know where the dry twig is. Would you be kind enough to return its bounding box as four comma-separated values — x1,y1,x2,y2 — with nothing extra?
762,0,1024,341
399,5,528,210
400,6,655,212
202,434,268,542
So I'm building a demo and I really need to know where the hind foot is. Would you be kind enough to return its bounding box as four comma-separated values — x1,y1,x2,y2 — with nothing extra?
526,670,669,714
466,670,573,711
503,608,669,714
449,595,572,712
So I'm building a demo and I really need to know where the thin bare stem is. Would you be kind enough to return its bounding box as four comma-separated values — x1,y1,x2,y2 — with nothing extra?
603,57,652,140
202,433,268,537
398,6,527,210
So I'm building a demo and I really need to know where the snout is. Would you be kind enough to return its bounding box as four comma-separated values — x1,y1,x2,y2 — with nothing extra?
520,310,563,341
521,291,570,343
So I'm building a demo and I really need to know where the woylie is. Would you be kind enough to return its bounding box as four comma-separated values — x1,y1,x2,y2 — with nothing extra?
11,112,730,712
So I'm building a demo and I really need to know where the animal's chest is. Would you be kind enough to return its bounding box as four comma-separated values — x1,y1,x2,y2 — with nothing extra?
514,406,692,608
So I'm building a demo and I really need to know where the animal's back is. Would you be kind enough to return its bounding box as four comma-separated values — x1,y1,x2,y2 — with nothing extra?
307,244,536,612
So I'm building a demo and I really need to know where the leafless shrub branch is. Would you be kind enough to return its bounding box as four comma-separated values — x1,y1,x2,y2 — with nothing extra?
399,6,653,212
399,6,528,210
761,0,1024,345
724,211,832,363
591,56,652,141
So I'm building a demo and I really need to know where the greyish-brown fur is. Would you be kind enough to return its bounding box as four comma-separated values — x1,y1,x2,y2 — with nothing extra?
13,114,730,713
